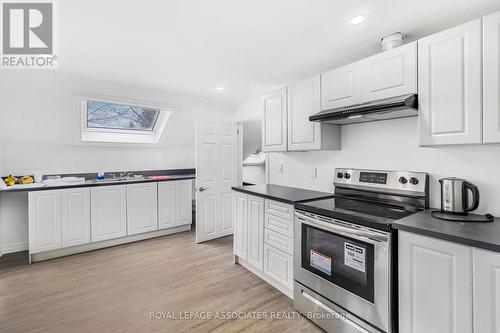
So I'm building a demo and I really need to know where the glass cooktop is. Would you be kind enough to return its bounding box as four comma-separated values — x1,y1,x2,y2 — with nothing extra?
295,196,419,231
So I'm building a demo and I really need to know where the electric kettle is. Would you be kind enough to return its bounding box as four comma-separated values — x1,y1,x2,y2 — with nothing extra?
439,177,480,215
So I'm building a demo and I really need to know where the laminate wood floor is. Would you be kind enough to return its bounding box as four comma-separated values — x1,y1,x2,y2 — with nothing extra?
0,230,322,333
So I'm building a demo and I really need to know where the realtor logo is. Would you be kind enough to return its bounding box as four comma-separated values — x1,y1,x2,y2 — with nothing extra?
1,0,57,68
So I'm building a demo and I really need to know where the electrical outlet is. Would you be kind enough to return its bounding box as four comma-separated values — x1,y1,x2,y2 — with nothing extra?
311,167,317,179
279,163,284,174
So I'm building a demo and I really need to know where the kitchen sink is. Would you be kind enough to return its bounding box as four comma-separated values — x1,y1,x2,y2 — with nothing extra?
91,176,148,183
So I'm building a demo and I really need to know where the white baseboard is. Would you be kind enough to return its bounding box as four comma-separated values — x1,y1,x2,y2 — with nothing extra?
1,242,28,255
30,225,191,263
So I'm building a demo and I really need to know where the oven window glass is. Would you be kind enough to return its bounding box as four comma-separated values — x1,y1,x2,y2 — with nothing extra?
301,224,375,303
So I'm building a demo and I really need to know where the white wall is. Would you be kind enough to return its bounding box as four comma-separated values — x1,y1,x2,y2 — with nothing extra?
0,71,233,254
0,71,233,175
267,117,500,215
233,96,262,122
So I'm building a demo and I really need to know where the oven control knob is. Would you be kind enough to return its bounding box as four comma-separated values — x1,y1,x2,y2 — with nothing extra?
409,177,419,185
337,172,343,179
344,173,351,179
399,176,408,184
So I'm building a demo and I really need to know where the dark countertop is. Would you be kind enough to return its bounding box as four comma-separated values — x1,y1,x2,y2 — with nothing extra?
0,169,195,193
231,184,334,205
392,209,500,253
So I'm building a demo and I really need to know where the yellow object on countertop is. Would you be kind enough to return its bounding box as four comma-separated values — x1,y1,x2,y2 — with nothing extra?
18,176,34,185
4,175,17,186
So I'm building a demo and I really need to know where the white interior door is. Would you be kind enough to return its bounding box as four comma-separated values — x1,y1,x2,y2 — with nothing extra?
195,120,238,243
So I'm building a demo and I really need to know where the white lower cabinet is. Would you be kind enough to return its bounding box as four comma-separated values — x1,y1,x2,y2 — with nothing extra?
246,195,264,271
29,190,62,254
175,180,192,226
264,228,293,255
28,179,192,261
91,185,127,242
233,191,294,297
61,188,90,248
127,183,158,235
158,182,176,229
233,191,248,260
263,243,293,290
399,231,473,333
473,248,500,333
158,180,193,229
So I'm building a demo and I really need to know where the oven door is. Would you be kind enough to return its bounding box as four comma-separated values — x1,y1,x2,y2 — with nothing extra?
294,210,392,333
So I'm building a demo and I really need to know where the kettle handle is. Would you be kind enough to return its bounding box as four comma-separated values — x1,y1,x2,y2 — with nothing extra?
462,182,480,212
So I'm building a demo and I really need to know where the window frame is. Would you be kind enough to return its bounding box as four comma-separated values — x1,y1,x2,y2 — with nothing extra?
79,97,175,145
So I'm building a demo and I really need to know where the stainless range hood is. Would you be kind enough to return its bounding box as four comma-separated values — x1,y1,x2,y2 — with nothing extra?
309,94,418,125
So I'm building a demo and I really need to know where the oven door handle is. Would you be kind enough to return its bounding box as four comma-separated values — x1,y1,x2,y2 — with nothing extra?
295,211,388,243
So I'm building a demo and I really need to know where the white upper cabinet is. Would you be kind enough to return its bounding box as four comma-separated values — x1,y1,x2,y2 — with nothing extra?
29,190,62,254
483,11,500,144
287,76,340,151
91,185,127,242
126,182,158,236
262,88,287,152
418,19,482,146
321,62,361,110
61,188,90,248
361,41,417,102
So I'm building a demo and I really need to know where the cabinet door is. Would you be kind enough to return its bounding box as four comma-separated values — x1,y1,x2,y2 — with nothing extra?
233,191,247,260
158,182,176,229
288,76,322,151
399,231,472,333
483,11,500,144
61,188,90,248
127,183,158,235
321,62,361,110
418,19,482,146
246,195,264,271
361,41,417,102
175,180,192,226
91,185,127,242
262,87,287,152
263,243,293,290
473,248,500,333
28,190,62,254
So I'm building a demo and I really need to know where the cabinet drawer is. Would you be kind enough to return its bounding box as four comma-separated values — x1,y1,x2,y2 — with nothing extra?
264,199,294,220
264,228,293,255
265,213,293,238
264,244,293,290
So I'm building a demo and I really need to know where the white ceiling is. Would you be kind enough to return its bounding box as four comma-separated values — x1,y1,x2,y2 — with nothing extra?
58,0,500,106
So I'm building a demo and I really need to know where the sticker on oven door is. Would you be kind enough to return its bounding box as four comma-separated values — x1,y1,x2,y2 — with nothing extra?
310,249,331,275
344,243,366,272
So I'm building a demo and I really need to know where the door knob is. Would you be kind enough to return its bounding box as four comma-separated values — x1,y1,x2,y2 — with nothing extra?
198,186,209,192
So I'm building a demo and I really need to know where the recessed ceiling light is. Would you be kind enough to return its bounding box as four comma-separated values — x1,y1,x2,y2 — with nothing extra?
215,86,224,92
350,16,365,25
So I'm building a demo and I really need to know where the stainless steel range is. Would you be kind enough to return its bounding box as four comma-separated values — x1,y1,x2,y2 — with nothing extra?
293,168,428,333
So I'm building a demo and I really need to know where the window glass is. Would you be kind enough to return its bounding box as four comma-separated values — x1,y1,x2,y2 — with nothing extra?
87,100,160,131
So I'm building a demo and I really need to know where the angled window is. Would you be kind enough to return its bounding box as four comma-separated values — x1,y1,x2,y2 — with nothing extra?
80,99,174,145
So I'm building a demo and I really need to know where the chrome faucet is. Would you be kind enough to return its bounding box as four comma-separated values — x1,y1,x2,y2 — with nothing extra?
119,171,133,178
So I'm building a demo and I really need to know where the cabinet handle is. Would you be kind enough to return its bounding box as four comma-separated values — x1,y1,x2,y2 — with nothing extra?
198,186,209,192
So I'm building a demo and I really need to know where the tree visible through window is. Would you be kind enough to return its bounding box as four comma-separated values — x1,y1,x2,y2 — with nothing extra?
87,100,160,131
